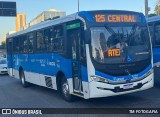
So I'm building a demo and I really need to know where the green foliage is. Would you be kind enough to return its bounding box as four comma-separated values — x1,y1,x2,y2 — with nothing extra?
0,41,6,49
156,8,160,15
148,13,157,17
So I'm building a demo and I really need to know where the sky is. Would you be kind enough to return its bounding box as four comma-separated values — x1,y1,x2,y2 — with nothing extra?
0,0,157,44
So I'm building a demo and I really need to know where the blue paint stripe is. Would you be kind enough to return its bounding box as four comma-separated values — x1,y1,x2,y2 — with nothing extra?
78,11,94,23
153,48,160,64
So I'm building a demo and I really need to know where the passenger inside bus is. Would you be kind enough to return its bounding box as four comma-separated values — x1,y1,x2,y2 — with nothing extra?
97,32,107,62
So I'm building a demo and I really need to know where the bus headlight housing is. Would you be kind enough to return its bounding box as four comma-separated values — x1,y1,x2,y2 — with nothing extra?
90,75,108,83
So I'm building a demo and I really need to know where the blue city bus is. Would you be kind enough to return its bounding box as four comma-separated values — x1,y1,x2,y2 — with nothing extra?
7,10,153,101
147,16,160,85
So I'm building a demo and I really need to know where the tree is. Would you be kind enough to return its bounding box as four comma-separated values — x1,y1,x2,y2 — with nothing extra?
0,41,6,49
156,8,160,15
148,13,157,17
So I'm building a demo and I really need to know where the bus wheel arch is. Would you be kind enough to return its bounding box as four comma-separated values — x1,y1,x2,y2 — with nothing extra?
56,71,65,91
19,66,29,88
19,66,23,78
56,71,75,102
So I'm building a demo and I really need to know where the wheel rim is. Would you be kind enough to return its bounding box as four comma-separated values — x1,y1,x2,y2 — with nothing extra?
21,73,25,85
62,81,69,97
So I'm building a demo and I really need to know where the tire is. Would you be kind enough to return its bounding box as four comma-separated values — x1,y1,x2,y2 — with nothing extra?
60,76,75,102
154,67,160,86
20,70,29,88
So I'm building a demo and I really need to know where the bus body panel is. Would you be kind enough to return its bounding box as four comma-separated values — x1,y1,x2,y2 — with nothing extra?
6,10,153,99
153,48,160,67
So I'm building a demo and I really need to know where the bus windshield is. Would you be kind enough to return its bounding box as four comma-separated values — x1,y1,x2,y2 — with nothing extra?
91,24,151,64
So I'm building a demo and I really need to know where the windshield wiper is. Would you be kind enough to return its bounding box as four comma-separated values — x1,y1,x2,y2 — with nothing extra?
105,25,116,35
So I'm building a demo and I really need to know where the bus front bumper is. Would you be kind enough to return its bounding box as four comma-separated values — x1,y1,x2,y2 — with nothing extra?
88,72,153,98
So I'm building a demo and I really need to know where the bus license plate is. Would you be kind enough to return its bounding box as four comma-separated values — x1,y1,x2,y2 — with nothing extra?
123,84,133,89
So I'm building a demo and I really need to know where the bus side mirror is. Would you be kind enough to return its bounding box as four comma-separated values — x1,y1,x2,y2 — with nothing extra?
85,30,91,44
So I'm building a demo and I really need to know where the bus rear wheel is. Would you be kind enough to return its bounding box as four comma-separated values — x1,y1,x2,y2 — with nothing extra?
61,76,75,102
20,70,29,88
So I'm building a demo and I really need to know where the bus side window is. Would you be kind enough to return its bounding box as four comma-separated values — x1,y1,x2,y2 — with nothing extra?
148,24,154,45
19,36,25,53
155,24,160,46
7,38,13,54
23,35,28,53
53,25,64,52
28,33,34,53
13,37,19,53
36,31,44,51
80,31,86,61
44,28,50,51
48,28,54,51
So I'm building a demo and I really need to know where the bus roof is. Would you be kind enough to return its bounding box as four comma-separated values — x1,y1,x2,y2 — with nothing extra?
7,10,144,39
7,12,78,38
147,15,160,23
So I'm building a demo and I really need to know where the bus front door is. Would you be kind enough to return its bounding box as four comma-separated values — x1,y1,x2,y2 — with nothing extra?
70,30,83,94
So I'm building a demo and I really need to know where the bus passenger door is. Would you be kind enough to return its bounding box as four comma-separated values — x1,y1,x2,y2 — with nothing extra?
69,30,83,94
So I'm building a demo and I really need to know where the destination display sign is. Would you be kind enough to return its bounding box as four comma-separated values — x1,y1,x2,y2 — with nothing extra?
108,49,120,57
94,14,141,23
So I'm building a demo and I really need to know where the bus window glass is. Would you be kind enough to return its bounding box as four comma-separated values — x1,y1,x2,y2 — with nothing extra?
23,36,28,53
28,33,34,53
91,26,151,64
49,28,54,51
53,26,64,52
36,31,44,51
155,24,160,46
13,37,19,53
7,39,13,54
44,29,51,51
19,35,28,53
148,25,154,45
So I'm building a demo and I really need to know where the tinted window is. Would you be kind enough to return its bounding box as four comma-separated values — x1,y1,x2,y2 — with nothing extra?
52,25,64,52
148,24,154,45
7,39,13,54
19,35,28,53
13,37,19,53
36,31,44,51
155,24,160,46
28,33,34,53
44,28,51,51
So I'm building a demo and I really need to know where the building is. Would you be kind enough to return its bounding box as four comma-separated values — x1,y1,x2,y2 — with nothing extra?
16,13,26,32
155,0,160,14
29,9,66,26
2,35,6,42
1,31,16,43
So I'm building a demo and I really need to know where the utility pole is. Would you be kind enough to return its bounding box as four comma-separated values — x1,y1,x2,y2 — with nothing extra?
78,0,79,12
145,0,148,17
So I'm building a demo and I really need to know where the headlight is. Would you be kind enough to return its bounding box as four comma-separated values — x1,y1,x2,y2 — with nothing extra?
90,75,108,83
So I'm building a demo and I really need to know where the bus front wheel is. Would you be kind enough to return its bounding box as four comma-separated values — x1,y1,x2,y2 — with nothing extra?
61,76,75,102
20,70,29,88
